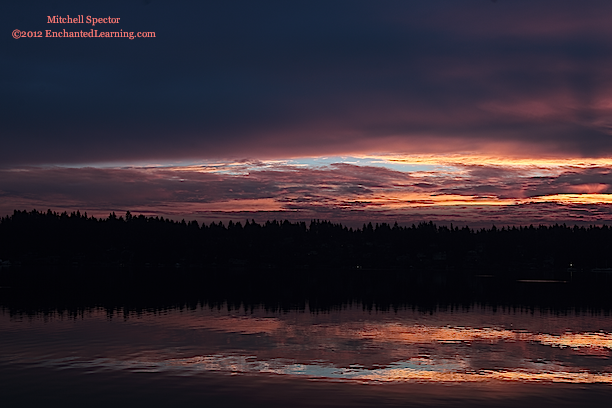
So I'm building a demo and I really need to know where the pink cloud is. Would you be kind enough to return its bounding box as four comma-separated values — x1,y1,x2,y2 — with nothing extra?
2,160,612,227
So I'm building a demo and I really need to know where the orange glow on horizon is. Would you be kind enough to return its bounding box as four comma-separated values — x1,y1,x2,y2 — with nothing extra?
3,153,612,223
363,153,612,169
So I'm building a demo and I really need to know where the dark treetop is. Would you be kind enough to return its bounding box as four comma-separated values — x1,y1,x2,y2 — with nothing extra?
1,209,612,312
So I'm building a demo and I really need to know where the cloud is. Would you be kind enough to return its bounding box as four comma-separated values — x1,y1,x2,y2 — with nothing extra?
2,158,612,227
3,1,612,165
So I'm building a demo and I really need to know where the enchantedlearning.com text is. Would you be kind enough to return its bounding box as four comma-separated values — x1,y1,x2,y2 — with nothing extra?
13,29,155,40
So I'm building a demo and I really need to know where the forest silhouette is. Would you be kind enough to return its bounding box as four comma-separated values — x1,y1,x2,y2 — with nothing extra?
1,209,612,313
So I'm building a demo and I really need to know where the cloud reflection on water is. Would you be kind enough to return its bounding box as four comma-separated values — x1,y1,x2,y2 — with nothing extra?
32,350,612,385
7,308,611,385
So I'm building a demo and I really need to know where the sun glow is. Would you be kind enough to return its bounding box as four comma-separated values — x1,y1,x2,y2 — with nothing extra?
3,153,612,224
366,154,612,169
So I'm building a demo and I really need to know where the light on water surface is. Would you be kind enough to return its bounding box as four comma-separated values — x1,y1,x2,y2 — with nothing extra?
3,305,612,385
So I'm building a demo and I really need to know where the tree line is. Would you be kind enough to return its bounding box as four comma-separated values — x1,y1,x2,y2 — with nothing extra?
1,209,611,272
2,209,612,309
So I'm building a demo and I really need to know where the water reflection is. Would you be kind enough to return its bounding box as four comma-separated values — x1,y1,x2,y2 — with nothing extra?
2,304,612,386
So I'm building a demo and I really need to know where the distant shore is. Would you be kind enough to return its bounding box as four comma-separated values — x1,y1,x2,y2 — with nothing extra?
1,209,612,313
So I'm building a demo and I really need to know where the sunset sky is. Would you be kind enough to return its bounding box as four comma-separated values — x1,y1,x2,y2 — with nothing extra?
3,0,612,227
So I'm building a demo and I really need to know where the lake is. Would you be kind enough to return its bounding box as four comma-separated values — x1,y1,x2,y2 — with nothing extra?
2,301,612,407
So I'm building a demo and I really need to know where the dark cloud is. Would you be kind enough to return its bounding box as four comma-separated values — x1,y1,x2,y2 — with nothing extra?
2,162,612,227
525,168,612,196
3,1,612,165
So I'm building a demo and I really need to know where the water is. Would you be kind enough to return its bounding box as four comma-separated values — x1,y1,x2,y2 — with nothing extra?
2,302,612,407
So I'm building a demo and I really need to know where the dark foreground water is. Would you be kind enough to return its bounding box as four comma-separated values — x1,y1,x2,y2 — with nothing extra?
2,301,612,407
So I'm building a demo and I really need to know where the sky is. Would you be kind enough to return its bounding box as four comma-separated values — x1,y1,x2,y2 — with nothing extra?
3,0,612,227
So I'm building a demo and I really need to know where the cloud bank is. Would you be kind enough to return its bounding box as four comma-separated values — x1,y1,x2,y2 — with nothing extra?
2,156,612,227
3,1,612,165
